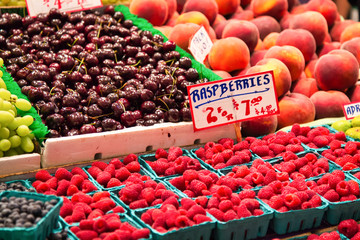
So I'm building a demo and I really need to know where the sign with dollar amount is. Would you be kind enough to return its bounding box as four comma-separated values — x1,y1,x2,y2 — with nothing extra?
26,0,103,17
187,71,280,131
343,101,360,120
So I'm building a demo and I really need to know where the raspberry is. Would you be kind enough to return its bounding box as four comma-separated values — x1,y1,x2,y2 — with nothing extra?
223,209,237,221
276,172,290,182
352,232,360,240
340,195,357,202
195,148,206,160
187,205,206,220
280,151,298,162
301,201,313,210
55,168,72,181
168,146,183,161
56,179,70,196
226,155,242,166
282,186,298,195
334,131,347,141
268,195,284,210
257,186,274,200
92,161,108,171
93,218,107,234
115,167,131,182
281,161,297,174
82,180,97,193
218,200,233,212
189,180,207,196
107,178,122,188
285,144,304,153
207,197,220,209
237,204,252,218
235,165,250,178
309,195,322,207
183,169,199,182
79,219,95,230
208,207,224,221
87,209,103,220
87,166,102,179
67,184,79,196
175,215,190,228
338,219,359,238
233,141,250,152
284,194,301,209
155,148,168,159
241,198,260,212
217,176,239,191
109,158,124,169
314,158,329,172
45,177,58,190
269,143,286,156
290,178,308,191
348,180,360,196
198,174,214,188
94,197,116,213
129,199,149,209
150,159,169,176
169,176,186,191
123,153,138,165
70,174,85,188
195,196,208,208
112,206,125,213
72,205,86,222
104,164,116,177
312,135,329,148
345,142,358,155
264,170,277,185
60,202,73,218
291,124,301,135
126,161,141,173
298,165,313,179
294,191,309,202
251,145,270,157
221,149,234,161
212,153,224,165
181,198,197,210
323,189,340,202
75,230,98,240
132,228,150,239
336,181,351,196
193,214,212,224
96,171,111,186
35,170,52,181
161,190,178,201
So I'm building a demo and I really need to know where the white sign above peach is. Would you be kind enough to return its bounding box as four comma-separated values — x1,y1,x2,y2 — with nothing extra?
343,101,360,120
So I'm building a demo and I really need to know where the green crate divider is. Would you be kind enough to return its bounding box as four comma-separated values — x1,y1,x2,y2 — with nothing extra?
113,5,222,83
110,178,183,211
0,67,48,144
0,191,63,240
214,200,273,240
131,203,216,240
138,149,210,180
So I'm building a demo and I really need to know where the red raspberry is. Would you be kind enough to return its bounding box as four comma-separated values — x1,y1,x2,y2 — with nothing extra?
109,158,124,169
257,186,275,200
75,230,98,240
132,228,151,239
345,142,358,154
168,146,183,161
115,167,131,181
126,161,141,173
334,131,347,141
348,180,360,196
150,159,169,176
208,207,224,221
336,181,351,196
175,215,191,228
251,145,270,158
56,179,70,196
169,176,186,191
87,166,102,179
92,161,108,171
284,194,301,209
193,214,212,224
70,174,84,189
123,153,138,165
323,189,340,202
186,204,206,220
129,199,149,209
103,164,115,177
268,195,284,210
55,168,72,181
298,165,313,178
338,219,359,238
312,135,329,148
285,144,304,153
218,200,233,212
106,178,122,188
223,209,237,221
263,170,278,185
236,204,252,218
96,171,111,186
233,141,250,152
35,170,52,181
155,148,168,159
189,180,207,196
82,180,97,193
195,148,206,160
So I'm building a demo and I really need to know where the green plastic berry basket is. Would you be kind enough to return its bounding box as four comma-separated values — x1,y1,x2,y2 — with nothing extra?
138,149,211,180
307,173,360,225
0,190,63,240
131,202,216,240
213,199,273,240
69,213,152,240
1,179,36,192
110,178,183,212
316,145,360,172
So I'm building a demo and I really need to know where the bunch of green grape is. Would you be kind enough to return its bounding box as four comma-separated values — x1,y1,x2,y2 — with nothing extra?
102,0,128,5
0,58,35,157
0,0,26,7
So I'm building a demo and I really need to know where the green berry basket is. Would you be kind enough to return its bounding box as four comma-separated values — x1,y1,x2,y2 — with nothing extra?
307,173,360,225
138,149,212,180
1,179,36,192
69,213,152,240
131,202,216,240
0,190,63,240
213,199,273,240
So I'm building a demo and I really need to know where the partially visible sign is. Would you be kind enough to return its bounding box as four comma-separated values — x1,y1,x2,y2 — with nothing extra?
26,0,103,17
343,101,360,120
188,26,213,64
187,71,280,131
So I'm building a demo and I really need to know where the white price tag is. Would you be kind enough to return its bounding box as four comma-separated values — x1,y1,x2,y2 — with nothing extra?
343,101,360,120
188,26,213,64
26,0,103,17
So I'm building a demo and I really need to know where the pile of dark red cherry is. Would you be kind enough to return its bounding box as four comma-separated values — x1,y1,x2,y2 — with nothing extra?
0,6,203,137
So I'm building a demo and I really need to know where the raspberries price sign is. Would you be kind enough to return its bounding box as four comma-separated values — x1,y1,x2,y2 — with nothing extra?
26,0,103,17
343,101,360,120
187,71,280,131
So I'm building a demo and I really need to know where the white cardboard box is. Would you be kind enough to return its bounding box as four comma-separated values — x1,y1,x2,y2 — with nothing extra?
41,122,237,168
0,153,40,177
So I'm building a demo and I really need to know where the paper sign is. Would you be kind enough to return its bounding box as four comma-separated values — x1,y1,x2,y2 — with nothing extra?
343,101,360,120
188,26,213,64
26,0,103,17
187,71,280,131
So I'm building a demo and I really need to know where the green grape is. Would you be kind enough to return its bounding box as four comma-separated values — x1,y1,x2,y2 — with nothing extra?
8,109,15,117
14,147,24,154
9,135,21,148
0,58,3,67
21,136,34,153
9,130,16,137
10,94,17,101
0,127,9,139
0,151,3,158
0,76,4,85
14,98,32,111
0,89,11,101
0,110,14,126
28,133,35,140
16,125,30,137
7,117,21,130
0,139,11,151
5,149,18,157
19,115,34,126
0,101,12,111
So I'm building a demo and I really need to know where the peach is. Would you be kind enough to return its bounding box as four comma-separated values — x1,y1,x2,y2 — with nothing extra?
250,50,267,66
182,0,218,25
280,12,294,30
264,45,305,81
314,49,359,91
341,37,360,65
317,41,341,57
213,70,233,79
251,0,288,21
154,26,173,38
347,83,360,103
208,37,250,72
330,20,356,42
214,20,228,39
176,11,211,31
231,10,254,21
263,32,279,50
310,90,351,119
291,77,319,97
241,0,252,8
246,58,292,98
304,59,317,78
305,0,338,27
291,3,307,14
254,39,264,51
222,20,259,53
241,115,278,137
340,23,360,43
276,29,316,62
168,23,201,51
215,0,241,16
130,0,169,26
208,27,217,41
212,14,226,29
250,16,281,40
165,0,177,22
176,0,186,12
277,93,316,129
287,0,299,12
166,11,179,26
289,11,328,47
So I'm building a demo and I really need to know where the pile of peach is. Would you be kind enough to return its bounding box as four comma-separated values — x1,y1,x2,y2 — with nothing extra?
130,0,360,136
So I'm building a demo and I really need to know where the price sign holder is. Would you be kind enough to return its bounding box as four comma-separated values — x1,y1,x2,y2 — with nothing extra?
188,26,213,64
26,0,103,17
343,101,360,120
187,71,280,132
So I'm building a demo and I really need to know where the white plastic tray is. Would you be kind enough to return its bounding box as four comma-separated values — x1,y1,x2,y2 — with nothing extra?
41,122,237,168
0,153,40,177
